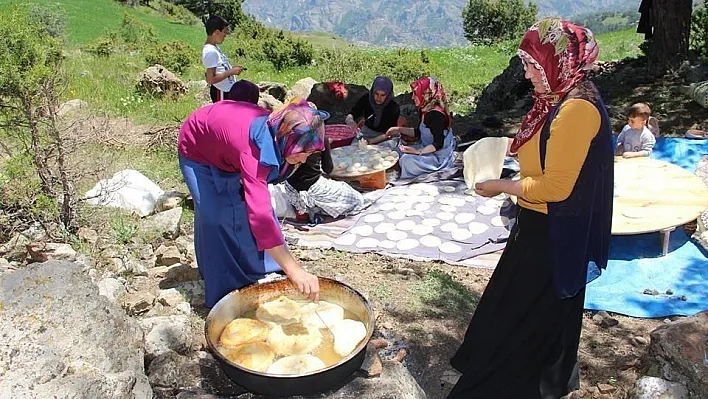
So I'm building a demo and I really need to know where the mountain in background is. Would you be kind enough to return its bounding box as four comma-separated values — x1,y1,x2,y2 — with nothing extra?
242,0,639,47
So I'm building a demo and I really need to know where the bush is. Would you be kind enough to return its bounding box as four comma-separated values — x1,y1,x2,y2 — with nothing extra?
379,50,430,82
691,2,708,57
84,35,118,57
118,13,157,49
145,40,196,74
148,0,201,25
28,4,67,38
462,0,538,46
262,33,314,71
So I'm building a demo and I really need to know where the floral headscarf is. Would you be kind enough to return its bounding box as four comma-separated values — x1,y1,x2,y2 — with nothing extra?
511,17,599,154
410,76,451,128
266,97,327,181
369,76,394,126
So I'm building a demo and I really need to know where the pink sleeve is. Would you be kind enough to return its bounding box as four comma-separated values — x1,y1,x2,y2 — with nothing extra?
237,143,284,251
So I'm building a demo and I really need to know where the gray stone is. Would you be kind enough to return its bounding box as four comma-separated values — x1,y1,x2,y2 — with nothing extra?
124,291,156,315
57,99,88,118
0,261,151,398
650,311,708,398
176,302,192,315
140,315,192,359
258,81,288,102
136,64,187,98
158,288,185,307
155,244,183,266
77,227,99,244
130,243,157,268
187,80,208,92
98,277,127,304
174,281,206,306
147,350,245,397
289,77,318,101
258,93,283,111
26,242,77,263
633,376,689,399
175,235,195,262
302,362,426,399
161,263,200,285
1,232,32,261
154,191,186,213
141,207,182,240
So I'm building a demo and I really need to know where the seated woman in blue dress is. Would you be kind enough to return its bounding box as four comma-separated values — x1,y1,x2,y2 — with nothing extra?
383,76,456,180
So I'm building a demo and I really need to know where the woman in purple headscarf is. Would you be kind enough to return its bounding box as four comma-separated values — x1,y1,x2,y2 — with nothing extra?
229,79,261,104
345,76,401,144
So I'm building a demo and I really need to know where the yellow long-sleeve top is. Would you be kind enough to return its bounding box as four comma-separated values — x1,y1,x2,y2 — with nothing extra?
517,99,601,214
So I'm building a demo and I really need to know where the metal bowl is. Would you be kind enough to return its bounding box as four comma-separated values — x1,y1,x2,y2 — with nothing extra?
205,276,375,396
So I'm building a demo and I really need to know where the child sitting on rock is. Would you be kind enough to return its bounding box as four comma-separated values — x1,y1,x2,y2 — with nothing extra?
615,103,656,158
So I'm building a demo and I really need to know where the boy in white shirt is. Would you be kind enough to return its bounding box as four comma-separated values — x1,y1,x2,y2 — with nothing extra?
202,15,243,103
615,102,656,158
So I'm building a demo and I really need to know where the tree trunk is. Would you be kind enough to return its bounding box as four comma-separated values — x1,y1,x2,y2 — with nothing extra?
650,0,693,72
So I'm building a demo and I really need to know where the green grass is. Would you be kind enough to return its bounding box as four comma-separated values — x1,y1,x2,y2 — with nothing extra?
408,269,479,317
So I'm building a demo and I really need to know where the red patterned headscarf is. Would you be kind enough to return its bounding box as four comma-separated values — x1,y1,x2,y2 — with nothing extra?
411,76,451,128
510,18,599,154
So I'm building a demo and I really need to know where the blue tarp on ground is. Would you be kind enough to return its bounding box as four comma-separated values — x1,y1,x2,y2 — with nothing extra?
585,137,708,318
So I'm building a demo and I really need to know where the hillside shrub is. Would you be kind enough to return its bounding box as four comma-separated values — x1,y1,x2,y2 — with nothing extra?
28,4,67,38
691,2,708,56
145,40,196,74
84,34,118,57
262,33,314,71
148,0,201,25
462,0,538,46
379,51,430,82
118,13,157,49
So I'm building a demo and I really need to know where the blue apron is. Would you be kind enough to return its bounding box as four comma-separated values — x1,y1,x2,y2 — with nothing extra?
179,155,281,308
397,120,456,179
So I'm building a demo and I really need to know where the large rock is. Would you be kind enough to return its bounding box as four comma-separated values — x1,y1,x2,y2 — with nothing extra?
475,55,532,116
57,99,88,118
258,93,284,111
139,315,192,360
633,376,689,399
650,311,708,398
137,64,187,98
289,77,318,101
0,261,152,398
307,83,368,124
140,207,182,240
26,242,77,263
258,81,288,102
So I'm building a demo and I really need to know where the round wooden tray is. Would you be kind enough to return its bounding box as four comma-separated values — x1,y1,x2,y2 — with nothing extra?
328,144,400,179
612,157,708,235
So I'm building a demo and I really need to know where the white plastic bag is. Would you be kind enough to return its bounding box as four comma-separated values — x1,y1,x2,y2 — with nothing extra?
84,170,164,217
269,183,297,219
463,137,509,194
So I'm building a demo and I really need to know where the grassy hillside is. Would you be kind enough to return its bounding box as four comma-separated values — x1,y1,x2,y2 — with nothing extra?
1,0,645,124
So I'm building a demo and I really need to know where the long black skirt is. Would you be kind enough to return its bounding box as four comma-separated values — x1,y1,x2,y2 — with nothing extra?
447,208,586,399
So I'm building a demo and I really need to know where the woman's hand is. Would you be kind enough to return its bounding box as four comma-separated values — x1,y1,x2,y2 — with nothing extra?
286,267,320,302
399,145,421,155
385,126,400,138
474,180,503,197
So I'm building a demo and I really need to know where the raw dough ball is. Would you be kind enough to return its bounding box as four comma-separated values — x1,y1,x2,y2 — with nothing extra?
411,224,434,236
395,202,413,211
334,233,357,246
468,222,490,235
440,222,458,232
378,240,396,249
440,205,457,213
439,241,462,254
373,163,385,170
406,189,423,197
454,213,476,224
266,354,326,375
220,318,270,348
268,323,322,356
382,161,393,168
386,230,408,241
415,203,431,211
438,197,466,207
220,342,275,372
352,162,362,168
363,214,385,223
437,212,454,221
395,220,416,231
356,237,379,248
396,238,420,251
346,166,356,173
358,166,370,173
451,228,472,241
443,186,456,193
405,209,425,217
331,319,367,357
491,216,510,227
421,218,441,227
420,235,442,247
476,206,496,216
351,225,374,236
387,211,407,220
374,222,396,234
380,202,396,211
337,162,348,169
256,296,302,325
417,196,436,203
